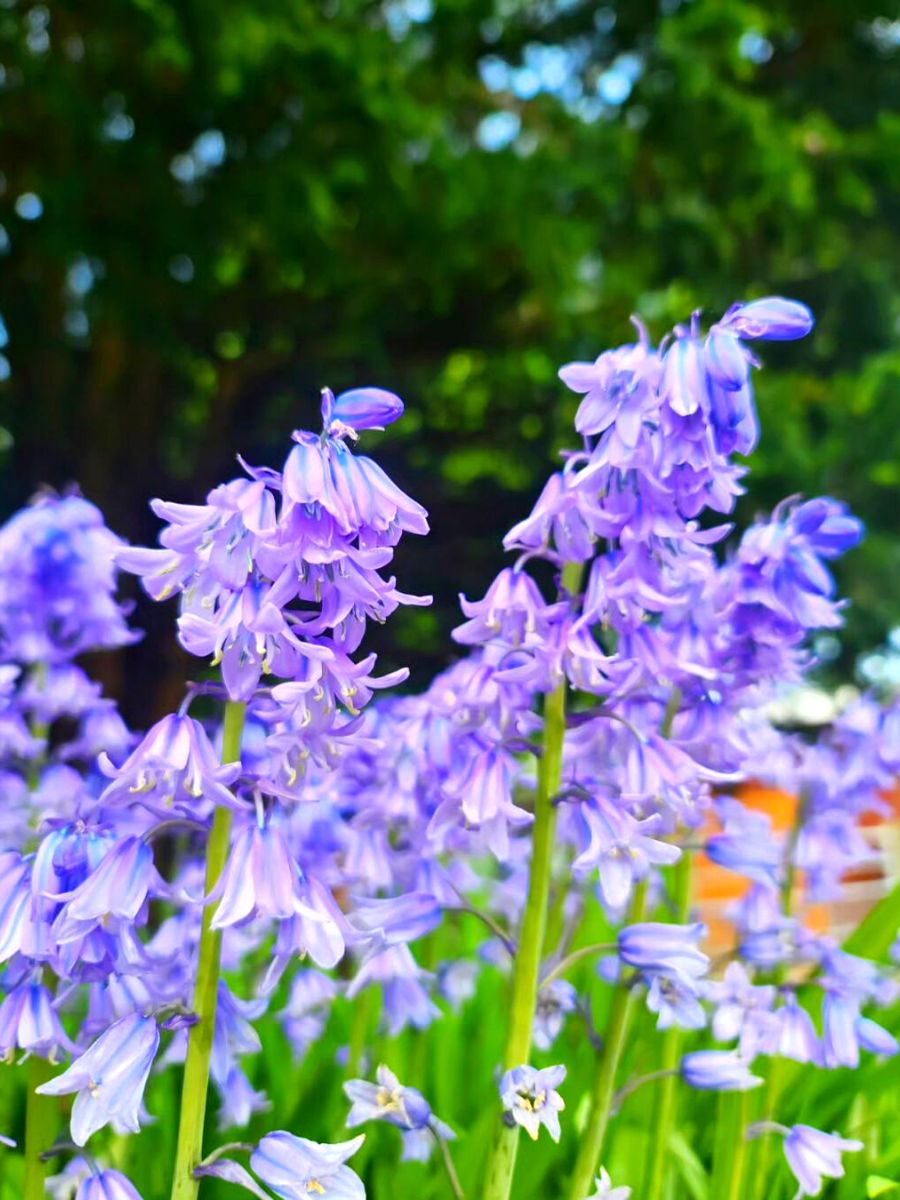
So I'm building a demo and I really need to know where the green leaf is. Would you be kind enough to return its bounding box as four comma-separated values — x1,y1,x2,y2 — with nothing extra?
669,1130,710,1200
843,877,900,960
867,1176,900,1196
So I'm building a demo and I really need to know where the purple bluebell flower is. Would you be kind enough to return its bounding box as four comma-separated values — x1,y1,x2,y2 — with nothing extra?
210,817,299,929
680,1050,762,1091
821,991,860,1069
322,385,404,435
559,328,661,445
782,1125,863,1197
775,995,821,1064
500,1064,566,1142
348,891,442,953
0,850,33,962
587,1168,632,1199
454,567,562,651
533,980,579,1050
250,1132,366,1200
707,963,776,1045
618,922,709,978
98,713,240,816
75,1169,144,1200
0,981,75,1060
346,945,439,1036
36,1012,159,1145
646,972,707,1031
718,296,815,341
344,1063,433,1132
52,837,163,944
572,802,680,909
0,493,139,663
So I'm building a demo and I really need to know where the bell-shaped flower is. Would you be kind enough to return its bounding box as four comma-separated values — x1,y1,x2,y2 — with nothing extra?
533,980,578,1051
717,296,814,341
0,981,76,1061
782,1125,862,1197
76,1169,144,1200
98,713,241,815
52,837,164,944
210,818,298,930
36,1012,159,1145
250,1132,366,1200
344,1063,433,1131
680,1050,762,1091
499,1064,566,1142
618,922,709,978
0,851,33,962
322,385,404,435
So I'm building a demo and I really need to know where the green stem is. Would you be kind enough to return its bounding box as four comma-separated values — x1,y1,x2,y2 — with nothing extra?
481,562,581,1200
23,1056,57,1200
711,1089,751,1200
566,884,647,1200
170,699,246,1200
750,795,805,1200
643,850,694,1198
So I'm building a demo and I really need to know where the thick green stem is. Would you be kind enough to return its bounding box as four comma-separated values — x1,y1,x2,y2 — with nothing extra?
643,850,694,1198
170,700,246,1200
481,562,580,1200
23,1056,56,1200
711,1089,751,1200
566,886,647,1200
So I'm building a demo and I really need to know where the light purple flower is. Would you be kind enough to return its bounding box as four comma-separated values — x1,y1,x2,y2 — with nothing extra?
98,713,240,816
680,1050,762,1092
344,1063,433,1132
76,1169,144,1200
618,922,709,978
783,1125,863,1197
36,1012,159,1145
250,1132,366,1200
500,1064,566,1142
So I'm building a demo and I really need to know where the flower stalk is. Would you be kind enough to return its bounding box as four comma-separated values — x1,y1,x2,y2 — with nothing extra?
643,848,694,1197
169,699,246,1200
566,884,647,1200
23,1056,57,1200
482,562,580,1200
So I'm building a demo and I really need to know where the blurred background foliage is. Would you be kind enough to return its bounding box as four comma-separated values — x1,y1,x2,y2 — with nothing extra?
0,0,898,720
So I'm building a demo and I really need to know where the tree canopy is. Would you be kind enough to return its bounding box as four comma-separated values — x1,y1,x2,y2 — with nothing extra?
1,0,897,712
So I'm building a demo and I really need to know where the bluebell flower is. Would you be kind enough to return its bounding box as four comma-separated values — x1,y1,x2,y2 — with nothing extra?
322,385,404,436
533,980,579,1050
36,1012,159,1145
587,1168,632,1199
344,1063,455,1161
717,296,815,341
250,1132,366,1200
0,850,33,963
348,892,442,955
500,1064,566,1142
646,972,707,1031
783,1125,863,1197
52,837,162,944
0,981,75,1060
98,713,241,816
346,945,439,1036
775,995,821,1064
618,922,709,978
680,1050,762,1091
0,493,138,663
76,1169,144,1200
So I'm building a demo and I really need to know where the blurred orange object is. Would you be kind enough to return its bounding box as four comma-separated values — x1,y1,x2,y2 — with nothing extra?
695,783,896,953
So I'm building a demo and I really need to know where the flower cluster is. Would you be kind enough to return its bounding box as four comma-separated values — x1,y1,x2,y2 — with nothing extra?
0,307,895,1200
